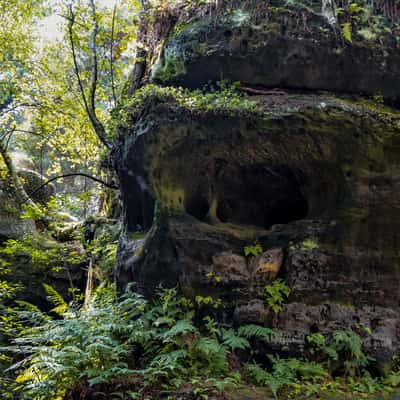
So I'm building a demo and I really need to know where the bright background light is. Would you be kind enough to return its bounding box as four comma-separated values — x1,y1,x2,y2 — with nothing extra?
38,0,118,42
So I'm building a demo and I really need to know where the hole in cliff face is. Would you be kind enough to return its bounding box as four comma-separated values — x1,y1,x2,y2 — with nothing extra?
125,176,155,232
216,165,308,229
184,190,210,221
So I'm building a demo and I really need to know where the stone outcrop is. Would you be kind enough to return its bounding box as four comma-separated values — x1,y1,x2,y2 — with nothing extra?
115,0,400,370
152,4,400,102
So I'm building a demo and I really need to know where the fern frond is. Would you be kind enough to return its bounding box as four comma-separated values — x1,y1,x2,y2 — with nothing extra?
43,284,67,316
244,362,285,398
162,319,196,340
222,329,250,350
238,324,275,341
196,337,225,356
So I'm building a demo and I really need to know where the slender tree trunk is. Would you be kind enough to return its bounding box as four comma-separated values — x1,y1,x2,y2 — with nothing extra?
128,0,151,95
0,139,36,208
68,2,110,149
84,256,95,306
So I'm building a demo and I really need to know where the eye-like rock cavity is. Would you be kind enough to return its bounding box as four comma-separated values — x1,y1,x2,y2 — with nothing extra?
113,0,400,375
115,93,400,366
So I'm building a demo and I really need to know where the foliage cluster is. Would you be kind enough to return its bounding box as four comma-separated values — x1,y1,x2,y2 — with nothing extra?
1,286,273,399
335,0,400,43
243,241,263,257
289,238,319,251
118,81,260,127
265,279,291,314
0,199,86,274
2,285,400,399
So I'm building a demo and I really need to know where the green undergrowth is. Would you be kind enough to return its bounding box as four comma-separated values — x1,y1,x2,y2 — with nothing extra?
2,285,400,400
116,82,260,128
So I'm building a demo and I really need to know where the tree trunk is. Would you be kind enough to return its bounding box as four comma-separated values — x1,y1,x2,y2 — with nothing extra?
128,0,151,95
0,139,36,208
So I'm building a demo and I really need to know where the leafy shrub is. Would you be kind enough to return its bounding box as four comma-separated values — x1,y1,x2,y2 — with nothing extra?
245,356,328,399
1,285,273,399
1,284,397,400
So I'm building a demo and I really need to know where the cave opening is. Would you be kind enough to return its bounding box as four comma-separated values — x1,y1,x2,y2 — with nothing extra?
215,165,308,229
184,190,210,221
125,176,155,233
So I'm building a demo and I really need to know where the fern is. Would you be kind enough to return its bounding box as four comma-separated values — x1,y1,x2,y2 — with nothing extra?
222,328,250,350
332,330,373,375
162,319,196,340
238,324,275,341
195,336,224,356
3,284,388,399
245,362,287,398
43,283,68,316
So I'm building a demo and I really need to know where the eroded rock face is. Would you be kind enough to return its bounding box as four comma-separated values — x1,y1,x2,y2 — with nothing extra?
115,93,400,364
115,0,400,367
153,6,400,101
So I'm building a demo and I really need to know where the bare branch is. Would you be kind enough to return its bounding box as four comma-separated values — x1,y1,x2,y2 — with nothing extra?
110,3,117,106
0,102,40,117
241,86,288,96
88,0,110,148
27,172,118,202
89,0,99,117
68,6,91,122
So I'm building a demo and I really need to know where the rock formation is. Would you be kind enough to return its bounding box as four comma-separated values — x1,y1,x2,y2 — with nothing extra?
114,0,400,370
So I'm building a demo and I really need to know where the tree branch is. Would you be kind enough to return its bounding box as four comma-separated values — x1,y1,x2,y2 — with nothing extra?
110,3,117,106
27,172,118,202
68,3,110,149
88,0,110,148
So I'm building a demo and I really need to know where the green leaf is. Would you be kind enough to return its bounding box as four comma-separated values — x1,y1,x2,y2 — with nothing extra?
222,329,250,350
342,22,352,42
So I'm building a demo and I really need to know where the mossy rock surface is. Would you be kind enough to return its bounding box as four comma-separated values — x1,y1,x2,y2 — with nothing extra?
115,91,400,367
152,4,400,101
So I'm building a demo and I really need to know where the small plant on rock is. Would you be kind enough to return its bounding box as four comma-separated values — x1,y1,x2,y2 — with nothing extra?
244,241,263,257
265,279,291,314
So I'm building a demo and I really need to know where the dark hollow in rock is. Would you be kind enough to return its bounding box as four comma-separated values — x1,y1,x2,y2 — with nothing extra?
123,175,155,232
114,93,400,365
184,187,210,221
214,165,308,229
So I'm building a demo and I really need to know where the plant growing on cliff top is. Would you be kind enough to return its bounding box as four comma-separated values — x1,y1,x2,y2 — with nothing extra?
118,81,260,125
